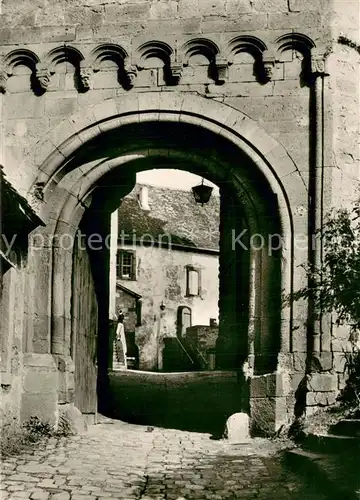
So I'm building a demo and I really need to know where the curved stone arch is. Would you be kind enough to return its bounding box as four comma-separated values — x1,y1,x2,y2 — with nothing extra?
227,35,267,64
135,40,173,69
24,92,305,201
274,33,316,83
275,32,316,59
89,43,129,72
4,48,40,76
44,45,84,72
179,38,220,66
24,93,302,364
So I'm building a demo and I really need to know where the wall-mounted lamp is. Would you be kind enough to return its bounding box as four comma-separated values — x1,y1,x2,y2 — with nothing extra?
160,301,166,311
192,178,213,206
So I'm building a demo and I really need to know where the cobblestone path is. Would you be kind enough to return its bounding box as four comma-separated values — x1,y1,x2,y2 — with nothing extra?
1,417,326,500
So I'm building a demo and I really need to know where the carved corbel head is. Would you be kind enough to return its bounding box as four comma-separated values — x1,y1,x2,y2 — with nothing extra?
170,63,183,85
35,63,54,91
79,62,93,91
311,55,328,77
259,49,276,83
33,182,45,202
263,61,275,81
309,51,329,84
0,68,8,94
124,63,138,88
262,56,275,83
215,58,229,85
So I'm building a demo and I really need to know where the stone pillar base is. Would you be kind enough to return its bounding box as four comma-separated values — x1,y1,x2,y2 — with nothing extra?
249,372,292,436
21,353,59,427
305,372,338,416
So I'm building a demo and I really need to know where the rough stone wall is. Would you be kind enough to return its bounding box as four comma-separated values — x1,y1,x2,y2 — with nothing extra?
0,0,329,35
0,267,25,437
329,47,360,208
0,0,330,202
116,245,219,370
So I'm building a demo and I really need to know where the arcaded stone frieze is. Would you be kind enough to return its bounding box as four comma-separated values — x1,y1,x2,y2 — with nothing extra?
0,33,324,93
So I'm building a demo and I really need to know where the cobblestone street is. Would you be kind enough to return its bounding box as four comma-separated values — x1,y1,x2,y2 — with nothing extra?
1,417,326,500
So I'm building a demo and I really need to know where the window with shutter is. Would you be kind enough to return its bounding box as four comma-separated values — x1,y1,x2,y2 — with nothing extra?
117,250,136,280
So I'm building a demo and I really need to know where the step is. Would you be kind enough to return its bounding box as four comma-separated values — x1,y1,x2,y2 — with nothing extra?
285,448,360,500
330,419,360,437
299,431,360,454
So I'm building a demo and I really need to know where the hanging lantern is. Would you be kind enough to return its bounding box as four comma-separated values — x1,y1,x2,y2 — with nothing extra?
191,178,213,206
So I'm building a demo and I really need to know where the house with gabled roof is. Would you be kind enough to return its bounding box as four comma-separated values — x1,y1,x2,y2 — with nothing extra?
110,183,220,371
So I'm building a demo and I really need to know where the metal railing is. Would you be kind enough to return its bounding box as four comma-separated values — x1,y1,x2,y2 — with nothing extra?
174,336,195,366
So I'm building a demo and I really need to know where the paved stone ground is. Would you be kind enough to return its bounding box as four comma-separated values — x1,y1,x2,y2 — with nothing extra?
1,417,327,500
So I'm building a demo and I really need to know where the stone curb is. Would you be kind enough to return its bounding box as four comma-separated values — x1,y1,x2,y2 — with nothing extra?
297,430,360,454
285,448,359,500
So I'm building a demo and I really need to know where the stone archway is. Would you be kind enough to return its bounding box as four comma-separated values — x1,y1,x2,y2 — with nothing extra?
22,92,305,434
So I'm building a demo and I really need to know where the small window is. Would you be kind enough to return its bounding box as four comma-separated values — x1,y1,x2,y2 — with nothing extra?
117,250,136,280
185,265,201,297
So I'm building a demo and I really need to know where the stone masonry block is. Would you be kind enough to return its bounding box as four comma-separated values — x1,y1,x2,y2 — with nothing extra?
92,99,118,123
275,397,289,429
253,0,289,12
5,95,45,120
333,352,347,373
290,373,304,392
21,392,58,426
225,0,252,15
338,373,347,391
331,339,353,354
23,368,58,394
115,93,140,115
178,0,226,18
0,26,76,45
149,1,178,19
250,397,275,435
293,352,307,372
266,372,291,397
200,13,267,32
45,97,79,118
306,392,337,407
319,352,333,371
268,11,322,29
289,0,328,11
250,396,288,435
250,376,267,398
64,6,103,26
146,17,201,35
23,353,57,369
56,356,75,373
307,373,337,392
104,3,150,24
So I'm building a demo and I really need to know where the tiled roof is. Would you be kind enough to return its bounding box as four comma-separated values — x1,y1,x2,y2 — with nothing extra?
117,184,220,251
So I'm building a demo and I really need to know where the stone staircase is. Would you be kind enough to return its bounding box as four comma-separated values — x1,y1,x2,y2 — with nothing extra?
330,418,360,437
112,341,126,371
286,419,360,499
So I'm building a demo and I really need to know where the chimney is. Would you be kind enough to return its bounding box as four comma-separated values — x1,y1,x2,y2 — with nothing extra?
138,185,150,211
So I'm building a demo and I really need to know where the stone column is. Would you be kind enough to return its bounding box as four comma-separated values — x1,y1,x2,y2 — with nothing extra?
311,53,330,357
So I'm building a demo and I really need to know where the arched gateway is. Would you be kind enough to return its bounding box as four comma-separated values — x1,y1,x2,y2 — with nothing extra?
1,0,358,442
19,92,302,434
